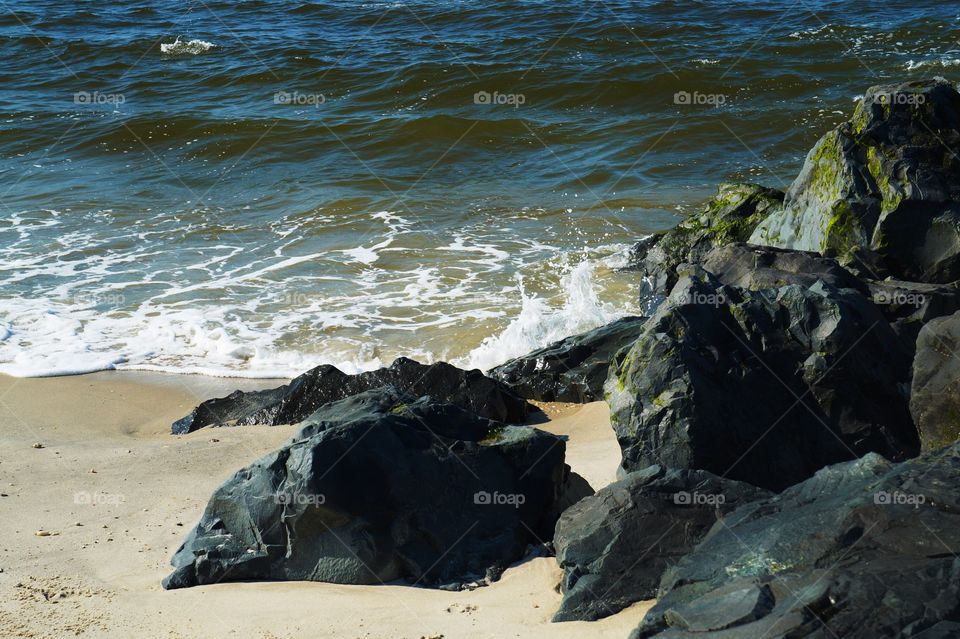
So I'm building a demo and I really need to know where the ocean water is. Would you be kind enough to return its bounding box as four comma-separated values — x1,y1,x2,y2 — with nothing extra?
1,1,958,377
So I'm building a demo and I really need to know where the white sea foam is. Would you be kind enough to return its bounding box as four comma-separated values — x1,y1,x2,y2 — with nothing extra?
458,257,632,372
0,202,640,379
160,38,216,56
788,24,835,39
905,58,960,70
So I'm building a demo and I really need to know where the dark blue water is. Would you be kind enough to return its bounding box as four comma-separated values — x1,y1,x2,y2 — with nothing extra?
1,0,958,377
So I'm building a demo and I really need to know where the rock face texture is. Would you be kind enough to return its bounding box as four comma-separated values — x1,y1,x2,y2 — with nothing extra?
490,316,647,403
632,443,960,638
625,183,784,299
172,357,532,434
552,465,770,622
699,243,868,293
911,311,960,451
163,389,569,590
606,268,919,491
750,79,960,283
868,279,960,355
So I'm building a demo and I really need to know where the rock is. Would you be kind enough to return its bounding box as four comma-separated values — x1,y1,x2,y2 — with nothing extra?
163,388,570,590
869,279,960,357
172,357,532,434
490,316,647,403
699,243,867,293
552,466,770,622
911,311,960,451
633,442,960,638
606,269,918,491
750,79,960,283
703,244,960,351
623,183,784,300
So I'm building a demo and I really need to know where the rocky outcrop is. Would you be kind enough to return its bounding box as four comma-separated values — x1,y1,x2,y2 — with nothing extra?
699,243,867,293
606,268,919,491
172,357,532,434
911,311,960,451
750,79,960,283
632,442,960,638
163,389,569,590
552,465,770,622
490,316,647,403
868,279,960,356
624,183,784,300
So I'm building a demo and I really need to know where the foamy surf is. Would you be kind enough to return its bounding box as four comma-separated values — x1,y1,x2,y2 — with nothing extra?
905,58,960,70
457,258,632,372
0,229,641,379
160,38,216,56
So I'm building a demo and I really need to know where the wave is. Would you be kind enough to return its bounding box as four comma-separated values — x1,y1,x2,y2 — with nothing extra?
160,38,216,56
905,58,960,71
0,238,639,378
457,254,635,372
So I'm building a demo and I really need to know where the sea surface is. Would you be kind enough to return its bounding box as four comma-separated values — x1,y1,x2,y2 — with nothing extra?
1,0,958,377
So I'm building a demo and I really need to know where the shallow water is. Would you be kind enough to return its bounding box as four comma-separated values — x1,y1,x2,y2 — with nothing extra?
1,0,957,376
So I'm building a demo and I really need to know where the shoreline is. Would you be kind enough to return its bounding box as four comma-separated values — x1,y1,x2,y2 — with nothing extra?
0,369,646,638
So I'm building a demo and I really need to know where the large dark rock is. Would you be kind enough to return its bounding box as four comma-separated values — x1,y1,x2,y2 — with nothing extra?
633,442,960,638
699,243,867,293
163,388,570,590
751,79,960,283
624,183,784,301
911,312,960,451
869,279,960,357
606,268,919,491
490,316,647,403
172,357,532,434
552,466,770,622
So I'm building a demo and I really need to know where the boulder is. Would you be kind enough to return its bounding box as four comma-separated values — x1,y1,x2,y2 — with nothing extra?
490,316,647,403
633,442,960,638
911,311,960,450
750,79,960,283
172,357,532,434
699,243,867,293
623,183,784,300
702,246,960,357
163,389,570,590
552,465,770,622
606,269,919,491
868,279,960,357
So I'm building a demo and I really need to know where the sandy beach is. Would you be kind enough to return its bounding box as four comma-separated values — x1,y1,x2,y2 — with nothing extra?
0,372,648,639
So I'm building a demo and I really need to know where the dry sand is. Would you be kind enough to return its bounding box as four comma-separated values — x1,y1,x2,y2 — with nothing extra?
0,371,650,638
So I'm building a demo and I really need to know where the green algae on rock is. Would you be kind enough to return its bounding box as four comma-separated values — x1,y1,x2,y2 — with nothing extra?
624,182,784,298
750,79,960,282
